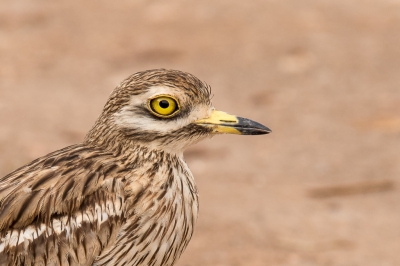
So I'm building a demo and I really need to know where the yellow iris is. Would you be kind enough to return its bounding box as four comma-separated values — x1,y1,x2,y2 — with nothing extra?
149,96,179,117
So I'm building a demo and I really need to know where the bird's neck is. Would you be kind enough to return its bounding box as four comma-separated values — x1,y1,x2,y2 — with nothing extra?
84,118,184,160
84,116,192,158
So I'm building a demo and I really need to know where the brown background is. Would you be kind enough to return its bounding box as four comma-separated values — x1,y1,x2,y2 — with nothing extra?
0,1,399,265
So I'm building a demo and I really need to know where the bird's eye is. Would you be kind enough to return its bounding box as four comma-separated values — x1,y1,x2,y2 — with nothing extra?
148,95,180,117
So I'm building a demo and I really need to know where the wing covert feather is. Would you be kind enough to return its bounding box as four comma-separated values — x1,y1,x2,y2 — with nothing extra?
0,144,125,231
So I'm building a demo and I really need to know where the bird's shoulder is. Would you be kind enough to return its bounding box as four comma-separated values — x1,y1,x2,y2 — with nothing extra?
0,144,129,231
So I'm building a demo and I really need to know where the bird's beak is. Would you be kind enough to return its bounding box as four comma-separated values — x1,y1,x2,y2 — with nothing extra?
194,110,271,135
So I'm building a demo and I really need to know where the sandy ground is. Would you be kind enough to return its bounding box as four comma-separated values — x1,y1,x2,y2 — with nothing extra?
1,1,400,265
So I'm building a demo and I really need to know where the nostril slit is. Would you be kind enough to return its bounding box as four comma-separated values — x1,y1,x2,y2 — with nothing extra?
220,120,236,123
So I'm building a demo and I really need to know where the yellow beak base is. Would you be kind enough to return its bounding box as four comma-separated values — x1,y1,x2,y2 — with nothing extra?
194,110,271,135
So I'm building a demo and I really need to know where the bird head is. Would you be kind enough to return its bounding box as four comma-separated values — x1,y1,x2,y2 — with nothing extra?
85,69,271,154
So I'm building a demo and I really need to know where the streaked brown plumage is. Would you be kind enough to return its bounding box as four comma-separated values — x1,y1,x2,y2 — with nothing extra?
0,69,271,266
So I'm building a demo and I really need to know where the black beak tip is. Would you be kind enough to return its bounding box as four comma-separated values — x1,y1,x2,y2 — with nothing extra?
236,117,272,135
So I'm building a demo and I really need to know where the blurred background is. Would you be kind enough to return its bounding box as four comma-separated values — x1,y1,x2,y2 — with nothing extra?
0,0,399,265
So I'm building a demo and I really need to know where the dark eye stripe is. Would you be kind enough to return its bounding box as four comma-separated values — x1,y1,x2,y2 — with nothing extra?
134,106,191,122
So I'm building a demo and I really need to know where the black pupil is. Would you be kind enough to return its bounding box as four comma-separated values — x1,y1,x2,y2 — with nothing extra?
159,100,170,109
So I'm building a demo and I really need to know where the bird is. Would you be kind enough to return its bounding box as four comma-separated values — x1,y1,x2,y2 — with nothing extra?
0,69,271,266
